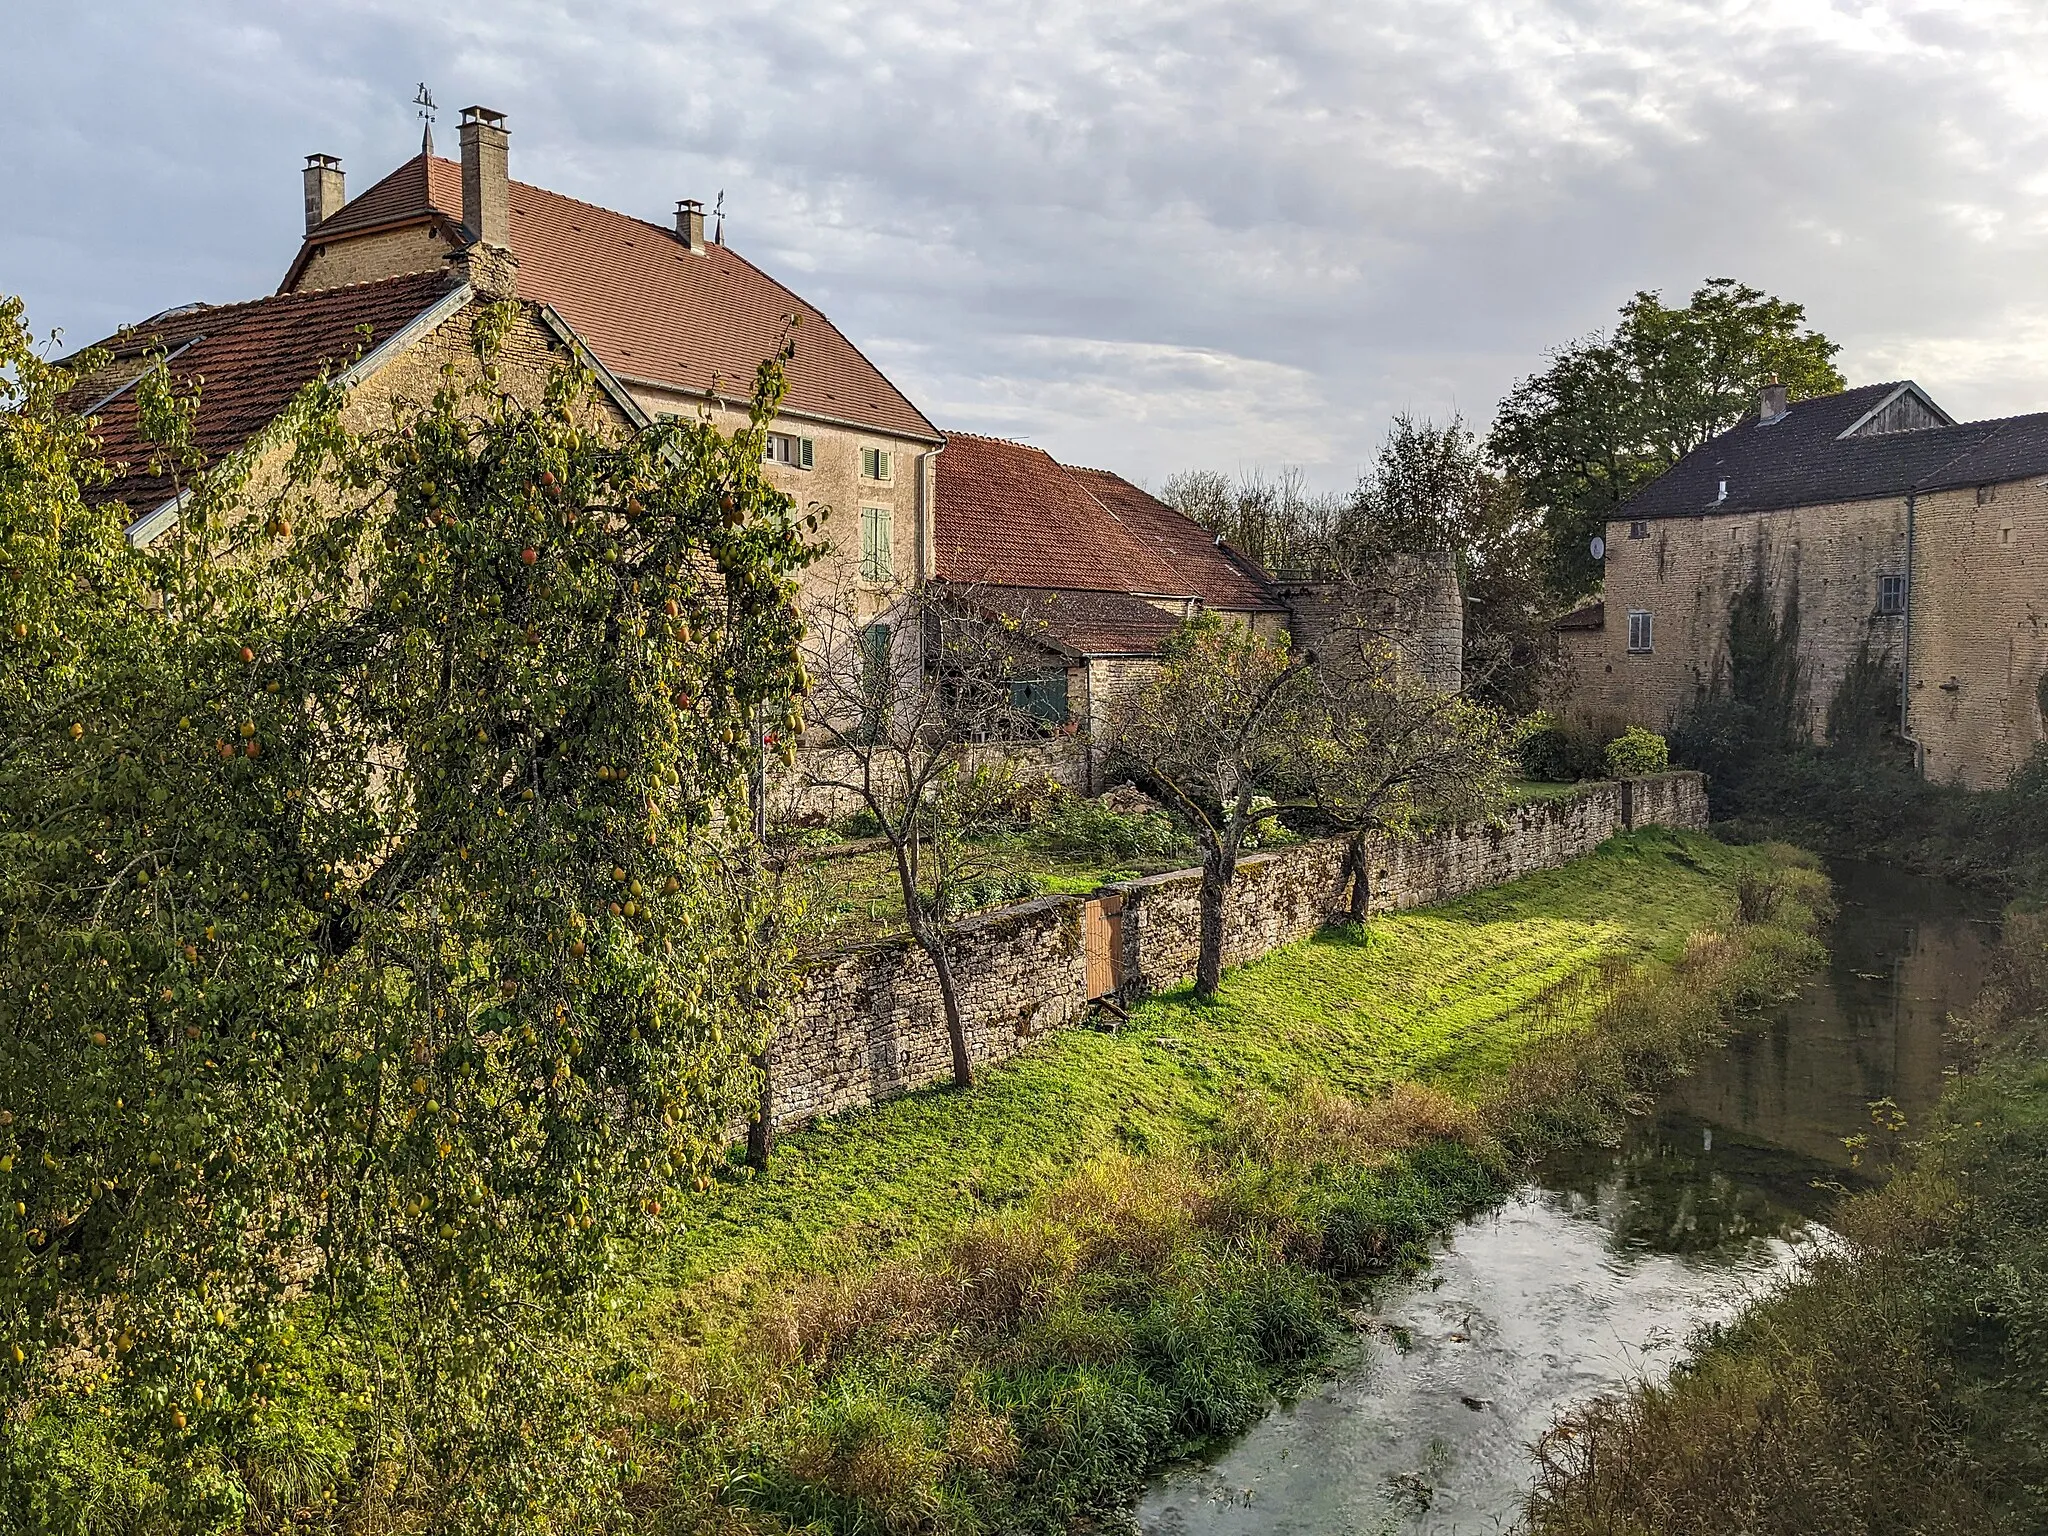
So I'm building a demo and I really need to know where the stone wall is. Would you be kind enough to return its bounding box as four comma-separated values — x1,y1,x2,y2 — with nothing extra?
770,772,1708,1128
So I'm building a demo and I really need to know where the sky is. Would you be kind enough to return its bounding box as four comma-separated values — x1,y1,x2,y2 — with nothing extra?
9,0,2048,493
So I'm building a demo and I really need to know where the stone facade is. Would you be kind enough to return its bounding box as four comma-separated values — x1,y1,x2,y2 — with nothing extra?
1559,498,1909,740
1904,480,2048,787
293,225,458,292
767,772,1708,1128
1278,553,1465,694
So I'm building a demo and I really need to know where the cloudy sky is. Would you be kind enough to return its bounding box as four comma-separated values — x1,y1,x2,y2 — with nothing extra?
8,0,2048,491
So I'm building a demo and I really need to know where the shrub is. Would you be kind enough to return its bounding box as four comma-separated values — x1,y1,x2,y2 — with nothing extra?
953,760,1065,836
1036,791,1188,862
1517,712,1611,781
1605,725,1670,778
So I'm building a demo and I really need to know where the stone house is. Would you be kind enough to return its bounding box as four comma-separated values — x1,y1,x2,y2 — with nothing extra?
930,433,1293,774
65,254,639,541
280,107,942,623
1557,379,2048,788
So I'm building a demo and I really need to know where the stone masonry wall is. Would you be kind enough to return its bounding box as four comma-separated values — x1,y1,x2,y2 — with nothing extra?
771,772,1708,1128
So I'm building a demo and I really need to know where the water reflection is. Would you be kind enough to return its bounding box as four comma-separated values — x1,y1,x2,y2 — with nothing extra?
1135,860,1998,1536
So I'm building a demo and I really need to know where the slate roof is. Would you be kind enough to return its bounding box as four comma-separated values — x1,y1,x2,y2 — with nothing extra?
282,153,939,444
1553,600,1605,633
64,271,461,521
1626,381,2048,520
934,433,1283,616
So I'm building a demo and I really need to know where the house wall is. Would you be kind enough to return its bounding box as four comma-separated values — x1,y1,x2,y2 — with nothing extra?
1906,480,2048,788
1563,499,1910,738
625,381,935,627
292,226,459,292
767,773,1709,1127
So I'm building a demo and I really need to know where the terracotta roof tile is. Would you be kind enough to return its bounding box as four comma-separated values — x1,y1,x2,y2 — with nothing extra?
973,586,1186,659
934,433,1283,611
285,154,938,444
65,271,457,518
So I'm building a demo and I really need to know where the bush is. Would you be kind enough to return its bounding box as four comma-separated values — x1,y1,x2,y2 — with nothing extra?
953,761,1065,836
1605,725,1670,779
1518,712,1611,782
1036,792,1188,862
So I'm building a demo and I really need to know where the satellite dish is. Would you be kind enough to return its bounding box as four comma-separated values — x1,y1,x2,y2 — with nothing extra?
1590,535,1606,561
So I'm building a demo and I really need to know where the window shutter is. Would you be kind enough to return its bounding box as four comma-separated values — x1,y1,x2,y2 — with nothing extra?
878,449,893,480
800,437,815,470
875,505,893,579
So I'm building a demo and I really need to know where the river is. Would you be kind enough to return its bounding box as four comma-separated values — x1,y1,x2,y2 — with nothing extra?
1134,860,1998,1536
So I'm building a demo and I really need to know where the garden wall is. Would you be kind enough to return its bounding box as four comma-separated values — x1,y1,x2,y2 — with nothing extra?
770,773,1707,1128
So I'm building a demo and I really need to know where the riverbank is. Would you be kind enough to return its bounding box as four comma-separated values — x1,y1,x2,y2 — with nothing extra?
613,830,1827,1533
1523,904,2048,1536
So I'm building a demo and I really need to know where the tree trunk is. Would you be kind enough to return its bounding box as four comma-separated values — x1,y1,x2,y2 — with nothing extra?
744,1033,776,1168
917,918,974,1087
1194,843,1236,1001
1346,829,1372,922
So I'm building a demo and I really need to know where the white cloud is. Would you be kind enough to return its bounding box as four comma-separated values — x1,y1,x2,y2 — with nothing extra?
9,0,2048,485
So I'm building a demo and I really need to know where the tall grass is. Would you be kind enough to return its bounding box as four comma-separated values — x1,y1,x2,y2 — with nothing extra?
1523,905,2048,1536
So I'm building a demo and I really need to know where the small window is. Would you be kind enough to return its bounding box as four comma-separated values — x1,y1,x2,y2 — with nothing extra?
860,505,894,582
1877,574,1907,615
1629,520,1649,540
1977,484,1998,506
1627,609,1654,653
765,432,814,469
860,446,894,482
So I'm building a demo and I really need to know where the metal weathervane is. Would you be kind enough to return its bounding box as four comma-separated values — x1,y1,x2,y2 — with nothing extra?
415,83,437,156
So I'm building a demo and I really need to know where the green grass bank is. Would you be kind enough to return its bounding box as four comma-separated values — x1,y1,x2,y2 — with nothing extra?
611,829,1828,1534
1524,905,2048,1536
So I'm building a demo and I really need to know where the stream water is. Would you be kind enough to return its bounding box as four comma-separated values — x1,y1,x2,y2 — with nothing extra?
1135,861,1999,1536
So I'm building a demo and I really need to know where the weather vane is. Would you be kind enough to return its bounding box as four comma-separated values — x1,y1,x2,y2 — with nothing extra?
414,83,437,157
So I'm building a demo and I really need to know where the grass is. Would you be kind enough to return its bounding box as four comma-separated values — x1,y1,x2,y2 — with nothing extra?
601,828,1828,1533
1523,906,2048,1536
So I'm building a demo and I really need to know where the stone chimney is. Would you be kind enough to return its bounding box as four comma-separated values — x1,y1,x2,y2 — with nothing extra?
459,105,510,249
1758,380,1789,425
302,154,345,233
675,198,708,252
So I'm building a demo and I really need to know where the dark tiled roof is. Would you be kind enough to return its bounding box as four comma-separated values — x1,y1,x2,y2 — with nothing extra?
283,154,939,444
65,272,459,519
934,433,1284,611
1625,380,2048,520
1553,600,1604,632
966,586,1186,659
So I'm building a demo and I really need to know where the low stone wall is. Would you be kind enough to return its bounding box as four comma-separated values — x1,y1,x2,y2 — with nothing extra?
772,773,1707,1128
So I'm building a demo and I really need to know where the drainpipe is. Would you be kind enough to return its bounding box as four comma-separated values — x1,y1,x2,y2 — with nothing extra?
919,438,945,586
1900,492,1924,774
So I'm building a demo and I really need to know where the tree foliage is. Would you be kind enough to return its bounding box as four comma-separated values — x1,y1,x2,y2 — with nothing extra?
0,295,819,1528
1489,278,1845,601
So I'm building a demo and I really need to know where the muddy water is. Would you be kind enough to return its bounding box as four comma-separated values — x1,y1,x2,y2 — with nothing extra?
1135,861,1997,1536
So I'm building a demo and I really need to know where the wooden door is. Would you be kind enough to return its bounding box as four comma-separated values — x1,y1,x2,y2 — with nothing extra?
1083,894,1124,999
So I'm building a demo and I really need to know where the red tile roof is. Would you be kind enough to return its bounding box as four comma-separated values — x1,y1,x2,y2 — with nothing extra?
283,154,939,445
973,586,1187,659
65,272,459,519
934,433,1282,612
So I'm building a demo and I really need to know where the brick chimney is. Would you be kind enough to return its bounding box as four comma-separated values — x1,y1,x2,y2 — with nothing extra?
674,198,708,253
459,106,510,249
1758,379,1789,425
302,154,345,233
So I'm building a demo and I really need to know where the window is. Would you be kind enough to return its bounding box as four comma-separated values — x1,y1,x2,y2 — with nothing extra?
860,446,894,482
1629,520,1649,540
765,432,814,469
1977,484,1998,506
1009,674,1068,727
1627,609,1654,653
860,505,894,582
1877,574,1907,615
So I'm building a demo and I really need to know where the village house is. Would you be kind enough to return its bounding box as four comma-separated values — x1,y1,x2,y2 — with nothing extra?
280,107,942,621
1557,379,2048,789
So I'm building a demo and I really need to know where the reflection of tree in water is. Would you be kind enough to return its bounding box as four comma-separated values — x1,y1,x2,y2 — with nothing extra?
1540,1115,1834,1256
1536,861,1998,1259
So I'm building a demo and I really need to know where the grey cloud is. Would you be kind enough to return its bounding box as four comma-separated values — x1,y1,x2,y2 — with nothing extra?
7,0,2048,491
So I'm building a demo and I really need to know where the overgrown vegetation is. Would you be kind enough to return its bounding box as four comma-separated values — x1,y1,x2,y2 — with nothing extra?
1525,905,2048,1536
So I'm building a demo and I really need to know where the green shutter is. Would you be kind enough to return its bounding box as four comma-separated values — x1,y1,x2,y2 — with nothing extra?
861,506,892,581
799,437,814,470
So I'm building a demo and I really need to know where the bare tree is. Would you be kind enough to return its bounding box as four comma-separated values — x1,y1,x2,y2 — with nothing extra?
1109,616,1318,1000
799,577,1040,1087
